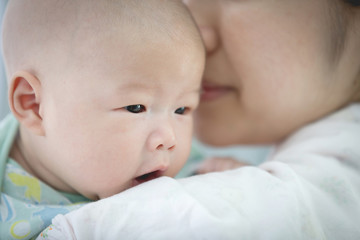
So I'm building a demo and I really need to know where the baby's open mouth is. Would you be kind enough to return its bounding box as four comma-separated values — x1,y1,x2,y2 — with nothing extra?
133,170,163,187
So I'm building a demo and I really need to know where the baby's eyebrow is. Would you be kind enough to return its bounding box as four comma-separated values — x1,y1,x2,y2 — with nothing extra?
115,82,151,92
177,88,202,100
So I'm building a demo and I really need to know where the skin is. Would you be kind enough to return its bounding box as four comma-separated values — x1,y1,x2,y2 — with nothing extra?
184,0,360,147
3,0,205,200
183,0,360,173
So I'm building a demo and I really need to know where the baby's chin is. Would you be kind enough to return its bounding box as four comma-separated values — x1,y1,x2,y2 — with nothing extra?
81,184,130,201
91,173,167,200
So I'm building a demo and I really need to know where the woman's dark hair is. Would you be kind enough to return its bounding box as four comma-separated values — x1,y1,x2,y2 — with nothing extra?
345,0,360,6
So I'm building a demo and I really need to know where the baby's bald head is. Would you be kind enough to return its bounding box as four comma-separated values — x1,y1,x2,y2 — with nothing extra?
2,0,205,199
2,0,203,81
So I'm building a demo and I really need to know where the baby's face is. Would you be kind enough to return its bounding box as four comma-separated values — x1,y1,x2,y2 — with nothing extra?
38,33,204,199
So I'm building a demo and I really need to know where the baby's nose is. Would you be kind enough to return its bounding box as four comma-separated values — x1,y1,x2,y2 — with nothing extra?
147,124,176,152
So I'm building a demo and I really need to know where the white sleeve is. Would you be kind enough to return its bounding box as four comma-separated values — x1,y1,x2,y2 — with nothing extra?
36,216,76,240
38,161,360,240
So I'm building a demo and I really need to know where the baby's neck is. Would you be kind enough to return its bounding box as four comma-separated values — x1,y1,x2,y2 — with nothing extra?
9,134,39,178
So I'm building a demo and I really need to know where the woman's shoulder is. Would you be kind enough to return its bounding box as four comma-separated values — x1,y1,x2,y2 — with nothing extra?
271,103,360,162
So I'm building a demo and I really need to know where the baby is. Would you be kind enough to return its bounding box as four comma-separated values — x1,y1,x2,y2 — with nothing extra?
0,0,204,239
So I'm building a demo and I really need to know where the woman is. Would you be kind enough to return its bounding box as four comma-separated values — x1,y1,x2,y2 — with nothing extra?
186,0,360,174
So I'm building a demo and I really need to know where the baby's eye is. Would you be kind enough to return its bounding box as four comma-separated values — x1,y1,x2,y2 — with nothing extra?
125,104,146,114
175,107,189,115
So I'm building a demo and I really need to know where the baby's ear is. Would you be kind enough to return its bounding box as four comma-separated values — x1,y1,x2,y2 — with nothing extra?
8,70,45,136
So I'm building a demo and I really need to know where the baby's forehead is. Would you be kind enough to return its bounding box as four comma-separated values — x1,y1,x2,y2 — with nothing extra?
2,0,202,78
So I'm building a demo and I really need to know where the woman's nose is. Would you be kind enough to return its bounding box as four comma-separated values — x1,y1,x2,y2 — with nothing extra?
199,26,219,55
183,0,219,54
147,124,176,152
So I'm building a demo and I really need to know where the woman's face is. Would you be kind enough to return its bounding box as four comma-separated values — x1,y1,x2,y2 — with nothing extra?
184,0,360,145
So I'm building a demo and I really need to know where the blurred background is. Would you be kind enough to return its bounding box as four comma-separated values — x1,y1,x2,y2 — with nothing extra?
0,0,9,120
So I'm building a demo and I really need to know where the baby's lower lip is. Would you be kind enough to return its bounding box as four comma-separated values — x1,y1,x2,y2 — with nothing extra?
201,83,233,101
131,179,140,188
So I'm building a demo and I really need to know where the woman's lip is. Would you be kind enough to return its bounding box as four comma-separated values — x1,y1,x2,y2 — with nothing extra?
201,82,233,101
